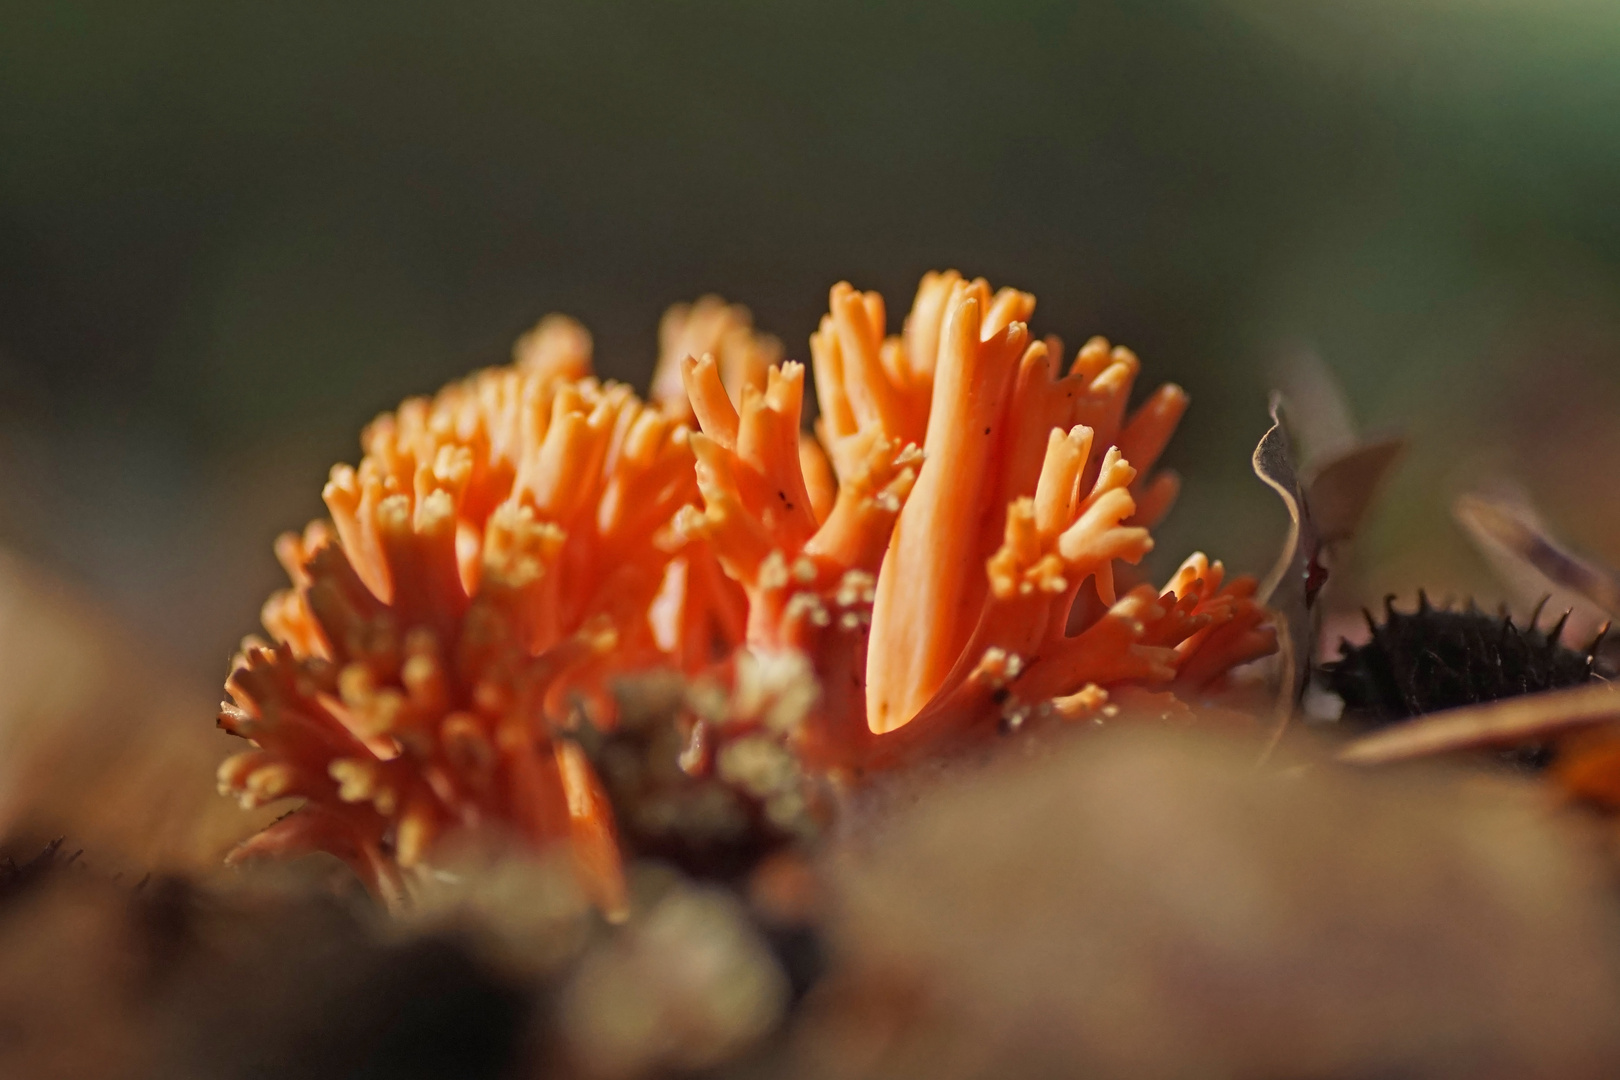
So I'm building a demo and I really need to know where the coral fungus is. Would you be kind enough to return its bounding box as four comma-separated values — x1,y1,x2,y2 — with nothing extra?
218,319,720,912
217,271,1274,905
677,273,1275,769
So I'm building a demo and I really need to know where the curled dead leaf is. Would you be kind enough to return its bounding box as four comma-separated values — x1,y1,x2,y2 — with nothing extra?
1252,395,1312,719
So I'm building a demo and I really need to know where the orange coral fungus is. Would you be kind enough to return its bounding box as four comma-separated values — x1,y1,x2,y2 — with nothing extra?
677,272,1275,770
218,271,1274,906
218,318,739,912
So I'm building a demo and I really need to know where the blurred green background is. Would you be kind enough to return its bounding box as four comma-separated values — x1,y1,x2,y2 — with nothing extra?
3,0,1619,681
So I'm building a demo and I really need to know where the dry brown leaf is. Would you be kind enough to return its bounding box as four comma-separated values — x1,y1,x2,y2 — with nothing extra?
1337,682,1620,767
1456,492,1620,621
1308,436,1406,549
1272,349,1405,552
